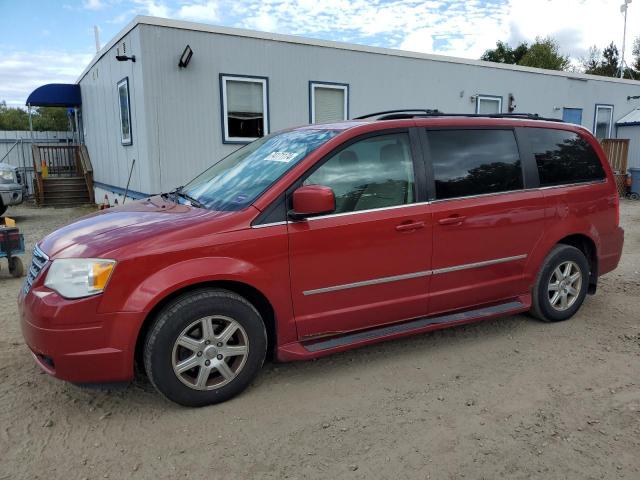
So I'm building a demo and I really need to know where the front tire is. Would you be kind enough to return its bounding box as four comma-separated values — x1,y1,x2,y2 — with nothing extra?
530,245,590,322
143,289,267,407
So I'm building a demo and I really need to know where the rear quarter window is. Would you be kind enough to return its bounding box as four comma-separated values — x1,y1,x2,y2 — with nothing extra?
527,128,606,187
427,129,523,200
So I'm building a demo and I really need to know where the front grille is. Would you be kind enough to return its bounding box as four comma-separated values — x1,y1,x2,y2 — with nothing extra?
24,245,49,294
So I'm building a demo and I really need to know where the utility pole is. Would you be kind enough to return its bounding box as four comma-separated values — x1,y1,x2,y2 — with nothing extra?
94,25,101,53
620,0,632,78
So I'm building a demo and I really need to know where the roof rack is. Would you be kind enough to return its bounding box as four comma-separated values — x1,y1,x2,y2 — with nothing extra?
355,109,563,123
355,109,442,120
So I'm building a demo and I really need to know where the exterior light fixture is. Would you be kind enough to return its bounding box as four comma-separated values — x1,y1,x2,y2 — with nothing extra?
116,54,136,62
179,45,193,68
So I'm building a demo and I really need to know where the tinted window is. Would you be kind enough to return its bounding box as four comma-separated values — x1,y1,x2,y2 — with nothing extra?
304,133,415,213
528,128,606,186
428,130,523,200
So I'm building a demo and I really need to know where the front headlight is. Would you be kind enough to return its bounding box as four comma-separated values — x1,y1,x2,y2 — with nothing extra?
44,259,116,299
0,169,14,184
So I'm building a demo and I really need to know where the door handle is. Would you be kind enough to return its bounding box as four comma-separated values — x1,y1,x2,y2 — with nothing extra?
438,215,466,226
395,221,425,232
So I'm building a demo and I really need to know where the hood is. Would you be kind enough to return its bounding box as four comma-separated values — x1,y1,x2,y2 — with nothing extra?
0,163,17,172
39,195,238,258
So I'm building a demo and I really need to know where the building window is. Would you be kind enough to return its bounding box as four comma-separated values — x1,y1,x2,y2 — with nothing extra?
309,82,348,124
562,108,583,125
220,75,269,143
476,95,502,114
117,77,132,146
427,129,523,200
594,104,613,139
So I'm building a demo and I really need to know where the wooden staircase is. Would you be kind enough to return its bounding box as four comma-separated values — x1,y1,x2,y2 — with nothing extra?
32,144,94,207
40,177,91,207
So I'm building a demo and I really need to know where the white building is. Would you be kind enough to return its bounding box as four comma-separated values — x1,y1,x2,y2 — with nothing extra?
28,16,640,202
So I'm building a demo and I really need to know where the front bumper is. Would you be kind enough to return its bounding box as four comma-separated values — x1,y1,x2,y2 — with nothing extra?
19,285,143,384
0,186,23,206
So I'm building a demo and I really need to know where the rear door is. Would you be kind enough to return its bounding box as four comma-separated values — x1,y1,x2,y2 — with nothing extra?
287,129,433,339
423,128,547,315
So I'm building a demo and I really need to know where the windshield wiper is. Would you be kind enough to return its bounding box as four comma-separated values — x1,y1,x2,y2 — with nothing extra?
175,189,206,208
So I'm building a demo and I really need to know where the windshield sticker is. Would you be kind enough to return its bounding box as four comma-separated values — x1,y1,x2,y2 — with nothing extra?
265,151,298,163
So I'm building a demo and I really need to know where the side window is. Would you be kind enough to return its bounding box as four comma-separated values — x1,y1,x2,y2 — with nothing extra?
117,77,132,146
594,105,613,140
476,95,502,114
427,129,523,200
527,128,606,186
220,75,269,143
310,82,348,124
304,133,415,214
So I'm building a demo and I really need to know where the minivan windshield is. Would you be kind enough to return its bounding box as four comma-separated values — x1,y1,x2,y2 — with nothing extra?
180,129,340,211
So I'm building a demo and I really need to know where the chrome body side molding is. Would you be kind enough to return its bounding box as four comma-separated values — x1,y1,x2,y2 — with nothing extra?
302,254,527,296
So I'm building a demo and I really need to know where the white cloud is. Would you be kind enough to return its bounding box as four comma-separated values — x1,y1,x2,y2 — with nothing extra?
83,0,106,10
0,50,94,107
400,28,435,54
4,0,639,107
507,0,639,65
178,1,219,23
133,0,171,18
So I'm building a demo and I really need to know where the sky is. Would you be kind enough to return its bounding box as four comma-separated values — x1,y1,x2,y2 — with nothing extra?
0,0,638,107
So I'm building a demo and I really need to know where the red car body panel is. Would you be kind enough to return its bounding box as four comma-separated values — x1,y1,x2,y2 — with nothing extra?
288,202,432,338
18,117,624,384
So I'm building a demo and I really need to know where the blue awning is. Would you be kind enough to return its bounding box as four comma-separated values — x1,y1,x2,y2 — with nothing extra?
26,83,81,107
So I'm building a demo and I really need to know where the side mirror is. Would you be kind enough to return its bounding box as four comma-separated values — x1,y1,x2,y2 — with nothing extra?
289,185,335,220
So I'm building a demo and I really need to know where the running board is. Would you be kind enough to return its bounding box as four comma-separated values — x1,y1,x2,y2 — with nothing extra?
303,300,525,353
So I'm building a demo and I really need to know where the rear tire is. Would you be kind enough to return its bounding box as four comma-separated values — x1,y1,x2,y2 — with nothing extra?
530,245,590,322
143,288,267,407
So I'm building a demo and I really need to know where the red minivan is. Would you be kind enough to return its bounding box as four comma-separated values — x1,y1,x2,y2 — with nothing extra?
19,112,624,406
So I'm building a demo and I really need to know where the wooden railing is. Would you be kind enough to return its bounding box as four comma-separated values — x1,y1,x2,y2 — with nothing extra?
600,139,629,174
78,145,95,204
32,144,80,177
601,139,630,198
31,144,94,205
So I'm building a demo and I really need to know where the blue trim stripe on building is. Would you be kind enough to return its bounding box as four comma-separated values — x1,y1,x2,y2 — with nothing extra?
93,181,149,200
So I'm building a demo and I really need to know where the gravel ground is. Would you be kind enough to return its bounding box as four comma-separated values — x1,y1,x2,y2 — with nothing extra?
0,201,639,480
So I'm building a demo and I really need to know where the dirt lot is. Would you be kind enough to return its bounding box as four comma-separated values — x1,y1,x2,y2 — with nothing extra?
0,202,638,480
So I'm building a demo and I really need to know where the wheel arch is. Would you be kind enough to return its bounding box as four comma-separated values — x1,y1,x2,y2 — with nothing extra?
555,233,598,293
133,280,278,373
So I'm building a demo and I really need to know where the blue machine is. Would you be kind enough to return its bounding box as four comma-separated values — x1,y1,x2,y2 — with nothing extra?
629,167,640,200
0,225,25,277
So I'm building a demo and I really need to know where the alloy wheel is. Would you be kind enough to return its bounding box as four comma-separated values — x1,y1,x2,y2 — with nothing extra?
547,261,582,312
171,315,249,390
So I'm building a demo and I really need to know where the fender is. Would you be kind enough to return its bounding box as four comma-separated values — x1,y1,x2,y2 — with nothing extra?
100,256,298,345
525,212,600,285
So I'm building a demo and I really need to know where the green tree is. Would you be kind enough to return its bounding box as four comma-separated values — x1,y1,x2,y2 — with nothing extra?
481,40,528,64
481,37,568,71
0,101,29,130
33,107,70,131
0,102,70,131
633,37,640,72
584,42,620,77
519,37,570,71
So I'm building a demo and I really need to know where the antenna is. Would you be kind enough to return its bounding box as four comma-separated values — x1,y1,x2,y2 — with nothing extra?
94,25,101,53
